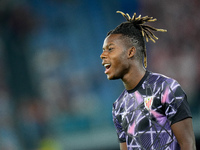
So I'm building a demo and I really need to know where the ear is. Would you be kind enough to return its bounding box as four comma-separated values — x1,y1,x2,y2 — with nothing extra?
127,46,136,58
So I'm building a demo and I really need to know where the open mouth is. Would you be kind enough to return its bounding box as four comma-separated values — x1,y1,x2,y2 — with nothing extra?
104,64,111,74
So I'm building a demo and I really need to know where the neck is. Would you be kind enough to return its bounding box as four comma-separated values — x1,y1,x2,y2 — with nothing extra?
122,66,146,90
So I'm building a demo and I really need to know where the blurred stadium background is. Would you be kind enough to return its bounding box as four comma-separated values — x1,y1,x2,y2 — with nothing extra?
0,0,199,149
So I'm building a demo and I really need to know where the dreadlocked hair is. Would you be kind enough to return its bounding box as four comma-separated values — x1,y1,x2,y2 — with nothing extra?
107,11,167,68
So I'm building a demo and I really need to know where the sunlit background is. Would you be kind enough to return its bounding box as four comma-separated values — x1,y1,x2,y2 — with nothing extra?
0,0,199,150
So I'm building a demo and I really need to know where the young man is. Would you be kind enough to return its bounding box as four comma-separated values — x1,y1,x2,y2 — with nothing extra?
100,11,196,150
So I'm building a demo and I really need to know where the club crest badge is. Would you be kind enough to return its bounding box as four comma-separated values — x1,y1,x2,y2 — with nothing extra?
144,96,154,110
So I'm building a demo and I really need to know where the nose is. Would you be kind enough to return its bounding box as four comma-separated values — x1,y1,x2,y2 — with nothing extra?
100,51,106,60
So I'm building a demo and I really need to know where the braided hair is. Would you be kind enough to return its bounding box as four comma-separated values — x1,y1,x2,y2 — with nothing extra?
107,11,167,68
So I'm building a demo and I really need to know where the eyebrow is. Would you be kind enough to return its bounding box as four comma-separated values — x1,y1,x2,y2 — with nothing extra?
102,43,114,50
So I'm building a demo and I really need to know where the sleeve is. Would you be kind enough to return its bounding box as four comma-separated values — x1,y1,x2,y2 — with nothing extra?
161,79,192,125
170,95,192,125
112,104,126,143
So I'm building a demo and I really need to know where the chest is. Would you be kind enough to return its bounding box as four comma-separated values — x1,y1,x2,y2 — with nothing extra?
115,91,168,133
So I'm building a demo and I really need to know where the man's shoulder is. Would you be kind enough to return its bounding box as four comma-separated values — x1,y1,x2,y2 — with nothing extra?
113,71,180,108
148,71,177,85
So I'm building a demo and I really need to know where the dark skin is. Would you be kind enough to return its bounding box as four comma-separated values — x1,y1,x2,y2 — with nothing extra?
101,34,146,90
100,34,196,150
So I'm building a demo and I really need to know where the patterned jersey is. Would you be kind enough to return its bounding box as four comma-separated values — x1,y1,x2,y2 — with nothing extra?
112,71,192,150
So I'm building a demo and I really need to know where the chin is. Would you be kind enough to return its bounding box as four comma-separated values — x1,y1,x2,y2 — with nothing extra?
107,74,120,80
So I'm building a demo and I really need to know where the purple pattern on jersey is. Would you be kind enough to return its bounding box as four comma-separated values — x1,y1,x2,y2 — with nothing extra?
112,72,186,150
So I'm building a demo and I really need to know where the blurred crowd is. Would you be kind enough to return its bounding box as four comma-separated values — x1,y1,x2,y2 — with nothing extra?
0,0,199,150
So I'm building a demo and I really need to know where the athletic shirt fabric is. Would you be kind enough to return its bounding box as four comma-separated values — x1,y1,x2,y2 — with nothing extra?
112,71,192,150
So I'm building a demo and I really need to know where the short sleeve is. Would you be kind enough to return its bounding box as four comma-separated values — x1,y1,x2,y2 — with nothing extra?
170,95,192,125
161,80,192,125
112,104,126,143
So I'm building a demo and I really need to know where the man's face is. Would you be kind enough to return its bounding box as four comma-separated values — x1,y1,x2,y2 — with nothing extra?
100,34,130,80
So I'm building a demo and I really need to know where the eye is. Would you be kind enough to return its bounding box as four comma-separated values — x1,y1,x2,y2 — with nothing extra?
108,47,114,51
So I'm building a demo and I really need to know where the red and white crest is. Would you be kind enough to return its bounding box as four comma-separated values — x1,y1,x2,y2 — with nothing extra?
144,96,154,110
